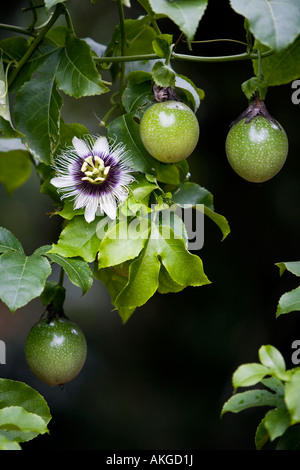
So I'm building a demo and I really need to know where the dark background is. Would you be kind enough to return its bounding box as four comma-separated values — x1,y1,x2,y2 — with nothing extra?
1,0,300,451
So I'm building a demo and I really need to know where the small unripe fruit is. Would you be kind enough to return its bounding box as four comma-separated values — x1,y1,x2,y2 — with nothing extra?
140,100,199,163
25,316,87,387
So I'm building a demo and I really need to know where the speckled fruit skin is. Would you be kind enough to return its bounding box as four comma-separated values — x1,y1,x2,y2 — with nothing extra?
139,100,199,163
225,115,288,183
25,317,87,387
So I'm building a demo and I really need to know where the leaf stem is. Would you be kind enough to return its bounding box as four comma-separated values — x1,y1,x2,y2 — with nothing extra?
7,4,63,89
26,0,38,33
61,4,75,34
0,23,36,37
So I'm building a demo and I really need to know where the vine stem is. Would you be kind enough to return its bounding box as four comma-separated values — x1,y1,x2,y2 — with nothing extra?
94,49,273,64
117,0,126,111
58,266,65,287
7,4,63,88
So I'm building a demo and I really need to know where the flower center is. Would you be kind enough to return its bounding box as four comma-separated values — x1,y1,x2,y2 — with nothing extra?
80,155,110,184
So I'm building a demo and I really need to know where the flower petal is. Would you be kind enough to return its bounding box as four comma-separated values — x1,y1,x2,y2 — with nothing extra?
93,136,109,157
84,197,99,223
51,176,74,188
72,136,90,158
101,194,117,220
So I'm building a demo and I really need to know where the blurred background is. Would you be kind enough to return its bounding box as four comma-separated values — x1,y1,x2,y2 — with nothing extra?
1,0,300,451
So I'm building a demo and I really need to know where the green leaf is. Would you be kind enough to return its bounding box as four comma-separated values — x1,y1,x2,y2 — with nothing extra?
259,345,288,380
46,253,93,295
230,0,300,52
148,0,208,41
94,267,136,323
221,389,280,416
255,419,270,450
152,61,176,88
98,219,149,269
107,113,159,174
158,265,185,294
203,206,231,241
261,376,285,396
276,426,300,450
0,37,27,62
0,435,21,450
152,34,173,58
171,182,231,241
0,150,32,195
253,38,300,86
39,280,65,310
57,119,90,152
175,74,203,112
241,76,268,101
50,216,101,263
129,173,158,202
0,252,51,313
0,378,51,443
55,34,109,98
106,18,157,57
115,221,210,310
172,181,214,211
122,72,153,119
156,163,181,186
53,200,85,220
285,370,300,424
276,261,300,278
232,363,270,389
0,227,24,254
276,286,300,318
0,406,48,435
14,50,62,165
9,37,61,93
264,407,291,442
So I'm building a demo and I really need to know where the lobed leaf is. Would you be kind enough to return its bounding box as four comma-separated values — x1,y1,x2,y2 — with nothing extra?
115,221,210,310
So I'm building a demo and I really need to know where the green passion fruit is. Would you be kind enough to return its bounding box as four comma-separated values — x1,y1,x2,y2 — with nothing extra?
140,100,199,163
25,316,87,387
225,99,288,183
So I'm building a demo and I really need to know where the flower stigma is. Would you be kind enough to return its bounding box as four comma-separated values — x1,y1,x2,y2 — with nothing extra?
81,155,111,184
